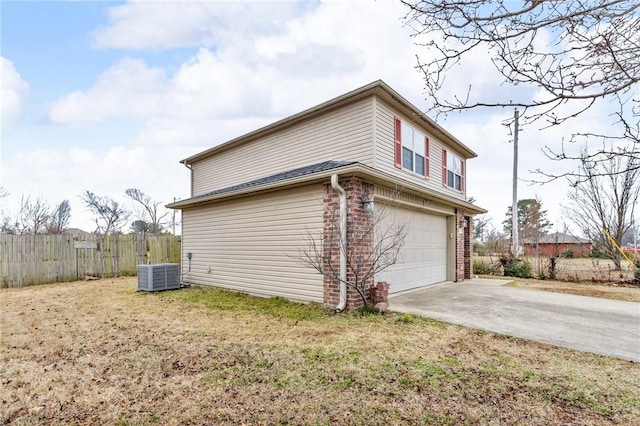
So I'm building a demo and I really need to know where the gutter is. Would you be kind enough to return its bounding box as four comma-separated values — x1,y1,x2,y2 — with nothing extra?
331,174,348,312
167,163,487,215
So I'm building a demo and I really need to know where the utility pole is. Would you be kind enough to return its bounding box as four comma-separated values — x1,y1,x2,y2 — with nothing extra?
511,108,520,258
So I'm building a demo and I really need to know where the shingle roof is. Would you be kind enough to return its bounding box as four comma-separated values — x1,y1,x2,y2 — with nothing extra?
189,160,357,201
523,232,590,244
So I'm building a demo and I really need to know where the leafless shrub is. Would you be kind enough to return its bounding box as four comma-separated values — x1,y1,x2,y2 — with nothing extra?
299,193,407,308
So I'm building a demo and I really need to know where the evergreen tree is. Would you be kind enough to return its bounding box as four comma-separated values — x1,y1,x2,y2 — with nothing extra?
503,199,552,243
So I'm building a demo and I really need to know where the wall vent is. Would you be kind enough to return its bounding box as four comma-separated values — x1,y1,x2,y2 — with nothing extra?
137,263,181,292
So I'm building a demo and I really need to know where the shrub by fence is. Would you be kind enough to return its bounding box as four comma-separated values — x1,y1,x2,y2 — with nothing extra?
0,234,181,288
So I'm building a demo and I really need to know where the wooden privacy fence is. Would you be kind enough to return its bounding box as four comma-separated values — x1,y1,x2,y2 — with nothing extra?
0,234,181,288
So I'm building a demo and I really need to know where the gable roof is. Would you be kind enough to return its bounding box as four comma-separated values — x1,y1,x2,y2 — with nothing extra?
168,160,486,215
180,80,477,165
522,232,591,244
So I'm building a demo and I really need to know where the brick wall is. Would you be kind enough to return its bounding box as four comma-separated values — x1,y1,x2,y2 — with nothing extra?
455,211,473,281
455,210,465,281
523,242,591,258
464,215,472,279
323,178,375,310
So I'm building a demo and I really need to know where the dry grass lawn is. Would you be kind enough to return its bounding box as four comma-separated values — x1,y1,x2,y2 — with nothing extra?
505,278,640,302
2,278,639,425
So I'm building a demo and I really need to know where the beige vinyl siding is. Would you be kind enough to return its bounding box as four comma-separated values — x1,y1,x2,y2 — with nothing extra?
181,185,324,302
373,98,467,200
192,98,375,196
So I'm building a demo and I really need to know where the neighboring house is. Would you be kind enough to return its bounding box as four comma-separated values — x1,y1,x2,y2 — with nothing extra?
62,228,92,239
522,232,592,257
168,80,486,310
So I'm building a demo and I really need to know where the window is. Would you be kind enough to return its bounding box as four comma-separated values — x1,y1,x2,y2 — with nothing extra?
394,117,429,177
442,149,464,191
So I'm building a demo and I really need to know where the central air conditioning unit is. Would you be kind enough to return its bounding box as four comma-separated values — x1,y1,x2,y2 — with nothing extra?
137,263,181,292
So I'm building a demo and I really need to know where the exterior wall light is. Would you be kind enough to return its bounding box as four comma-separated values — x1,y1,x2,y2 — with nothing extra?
461,218,468,228
361,196,375,212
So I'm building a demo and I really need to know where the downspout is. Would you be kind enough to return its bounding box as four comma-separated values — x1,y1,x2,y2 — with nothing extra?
331,174,348,312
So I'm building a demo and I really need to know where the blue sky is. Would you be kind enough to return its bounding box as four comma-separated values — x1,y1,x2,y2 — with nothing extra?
1,0,598,234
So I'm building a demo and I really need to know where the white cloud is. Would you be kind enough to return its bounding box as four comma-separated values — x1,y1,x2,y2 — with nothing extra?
49,0,427,126
48,58,168,124
25,0,618,237
92,0,305,50
2,143,191,232
133,116,274,151
1,57,29,128
451,111,583,233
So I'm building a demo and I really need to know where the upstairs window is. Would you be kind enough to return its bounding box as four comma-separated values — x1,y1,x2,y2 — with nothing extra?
394,117,429,178
442,149,464,192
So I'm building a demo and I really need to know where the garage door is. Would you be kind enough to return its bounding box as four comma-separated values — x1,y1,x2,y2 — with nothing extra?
376,205,448,294
181,185,324,302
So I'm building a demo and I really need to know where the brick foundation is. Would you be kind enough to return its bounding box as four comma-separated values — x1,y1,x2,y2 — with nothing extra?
370,282,390,312
323,178,375,310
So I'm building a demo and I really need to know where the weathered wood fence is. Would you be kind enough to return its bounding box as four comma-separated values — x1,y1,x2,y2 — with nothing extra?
0,234,181,288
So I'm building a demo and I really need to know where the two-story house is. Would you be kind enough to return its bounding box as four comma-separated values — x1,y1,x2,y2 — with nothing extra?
168,80,485,310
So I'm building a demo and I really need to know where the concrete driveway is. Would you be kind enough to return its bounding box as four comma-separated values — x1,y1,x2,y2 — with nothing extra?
389,278,640,362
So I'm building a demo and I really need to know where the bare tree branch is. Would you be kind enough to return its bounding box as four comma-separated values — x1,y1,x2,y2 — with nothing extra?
17,195,50,234
402,0,640,178
80,191,129,235
47,200,71,234
563,150,639,269
298,191,407,308
125,188,169,235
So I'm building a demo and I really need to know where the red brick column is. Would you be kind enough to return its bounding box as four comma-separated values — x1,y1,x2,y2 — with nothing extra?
323,184,341,307
323,178,375,310
455,210,466,282
464,215,472,279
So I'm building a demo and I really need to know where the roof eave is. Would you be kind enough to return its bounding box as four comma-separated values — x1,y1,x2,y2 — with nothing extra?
167,163,487,215
180,80,478,165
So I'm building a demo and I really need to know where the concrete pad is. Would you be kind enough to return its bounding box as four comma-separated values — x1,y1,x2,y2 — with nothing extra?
389,278,640,362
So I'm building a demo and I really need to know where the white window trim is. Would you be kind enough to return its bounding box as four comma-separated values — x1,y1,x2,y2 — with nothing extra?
446,152,464,191
398,120,429,178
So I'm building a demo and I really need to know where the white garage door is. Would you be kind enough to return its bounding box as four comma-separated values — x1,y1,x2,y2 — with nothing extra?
181,185,325,302
376,205,448,294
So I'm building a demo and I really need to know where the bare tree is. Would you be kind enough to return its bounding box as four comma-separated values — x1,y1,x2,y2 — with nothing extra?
125,188,169,235
401,0,639,177
564,150,639,269
535,224,576,281
299,198,407,308
621,224,638,246
80,191,130,278
17,195,50,234
472,213,492,242
0,187,13,234
81,191,129,235
46,200,71,234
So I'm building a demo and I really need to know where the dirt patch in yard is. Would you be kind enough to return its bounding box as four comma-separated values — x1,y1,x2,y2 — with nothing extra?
505,279,640,302
2,278,639,425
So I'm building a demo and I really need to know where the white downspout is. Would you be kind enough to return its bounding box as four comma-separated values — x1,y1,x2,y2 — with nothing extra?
331,174,347,312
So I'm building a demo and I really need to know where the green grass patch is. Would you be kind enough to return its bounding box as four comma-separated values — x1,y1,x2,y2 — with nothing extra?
155,286,331,321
